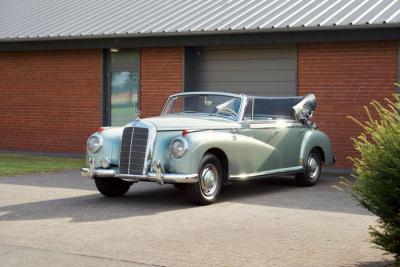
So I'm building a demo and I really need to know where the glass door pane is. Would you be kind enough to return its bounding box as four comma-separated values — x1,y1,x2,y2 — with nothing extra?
111,71,138,126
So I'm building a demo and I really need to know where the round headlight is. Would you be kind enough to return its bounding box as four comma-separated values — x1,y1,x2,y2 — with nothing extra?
87,133,103,154
170,137,188,158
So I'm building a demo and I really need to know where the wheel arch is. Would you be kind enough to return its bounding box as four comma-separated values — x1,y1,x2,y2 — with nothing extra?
312,146,325,163
300,130,334,166
203,148,229,184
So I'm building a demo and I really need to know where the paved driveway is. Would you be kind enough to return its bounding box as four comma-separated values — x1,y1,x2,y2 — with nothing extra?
0,170,395,266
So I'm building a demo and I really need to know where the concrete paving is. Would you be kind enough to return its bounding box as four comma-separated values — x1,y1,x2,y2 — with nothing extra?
0,170,395,267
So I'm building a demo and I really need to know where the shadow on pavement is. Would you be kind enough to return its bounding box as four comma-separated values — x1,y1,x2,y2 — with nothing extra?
0,168,370,223
0,184,193,222
220,174,369,215
0,171,95,191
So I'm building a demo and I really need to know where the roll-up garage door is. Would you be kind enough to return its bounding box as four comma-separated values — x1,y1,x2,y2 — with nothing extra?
186,46,297,96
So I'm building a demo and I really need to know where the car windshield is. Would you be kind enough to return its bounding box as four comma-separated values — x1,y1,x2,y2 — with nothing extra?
162,94,242,120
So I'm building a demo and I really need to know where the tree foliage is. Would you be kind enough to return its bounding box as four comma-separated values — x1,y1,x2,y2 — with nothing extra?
348,93,400,264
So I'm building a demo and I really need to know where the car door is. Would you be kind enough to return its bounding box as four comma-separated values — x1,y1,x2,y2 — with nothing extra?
239,97,305,174
239,120,281,173
266,120,306,169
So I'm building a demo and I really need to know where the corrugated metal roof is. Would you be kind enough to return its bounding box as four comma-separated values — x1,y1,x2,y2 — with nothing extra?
0,0,400,41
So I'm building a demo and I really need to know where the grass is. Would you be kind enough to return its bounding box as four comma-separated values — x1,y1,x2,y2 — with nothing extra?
111,106,136,126
0,154,84,176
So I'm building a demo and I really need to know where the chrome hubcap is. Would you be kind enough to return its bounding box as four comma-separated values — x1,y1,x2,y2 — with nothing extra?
200,164,218,196
308,154,319,180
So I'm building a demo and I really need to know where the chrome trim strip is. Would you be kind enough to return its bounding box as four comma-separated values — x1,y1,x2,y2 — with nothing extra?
169,91,242,98
251,98,254,120
237,94,247,123
229,166,304,181
249,123,303,129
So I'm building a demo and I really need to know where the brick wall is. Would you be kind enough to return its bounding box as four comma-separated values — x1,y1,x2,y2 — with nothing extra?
0,50,102,154
1,43,397,164
298,41,398,167
140,47,184,117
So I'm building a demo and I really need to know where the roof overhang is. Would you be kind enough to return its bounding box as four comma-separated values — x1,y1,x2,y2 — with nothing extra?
0,25,399,52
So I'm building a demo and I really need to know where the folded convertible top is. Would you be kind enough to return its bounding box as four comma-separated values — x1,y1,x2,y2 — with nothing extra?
293,94,317,121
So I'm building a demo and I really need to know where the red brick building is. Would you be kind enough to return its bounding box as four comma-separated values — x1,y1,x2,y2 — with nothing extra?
0,1,399,167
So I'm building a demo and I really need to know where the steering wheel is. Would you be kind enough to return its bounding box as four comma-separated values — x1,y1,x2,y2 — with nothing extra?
216,107,238,118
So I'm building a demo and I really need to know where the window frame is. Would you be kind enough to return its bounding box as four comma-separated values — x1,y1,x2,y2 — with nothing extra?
103,48,141,126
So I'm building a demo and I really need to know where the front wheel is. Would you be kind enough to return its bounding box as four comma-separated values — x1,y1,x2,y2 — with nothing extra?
94,178,132,197
295,149,322,186
185,154,223,205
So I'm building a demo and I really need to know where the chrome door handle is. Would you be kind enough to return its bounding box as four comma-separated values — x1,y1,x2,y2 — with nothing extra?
275,129,281,133
299,129,305,133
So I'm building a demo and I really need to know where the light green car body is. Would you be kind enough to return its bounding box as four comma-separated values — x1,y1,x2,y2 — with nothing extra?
84,92,335,183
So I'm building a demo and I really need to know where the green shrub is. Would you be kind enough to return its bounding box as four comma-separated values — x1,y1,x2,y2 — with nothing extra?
347,93,400,264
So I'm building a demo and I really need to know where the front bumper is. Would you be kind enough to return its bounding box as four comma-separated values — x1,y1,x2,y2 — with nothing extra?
81,158,198,184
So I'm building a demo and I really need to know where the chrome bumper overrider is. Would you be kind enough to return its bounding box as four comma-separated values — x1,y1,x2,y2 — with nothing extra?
80,158,198,184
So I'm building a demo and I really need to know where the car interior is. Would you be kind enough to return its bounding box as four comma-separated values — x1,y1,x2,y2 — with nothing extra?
245,94,316,121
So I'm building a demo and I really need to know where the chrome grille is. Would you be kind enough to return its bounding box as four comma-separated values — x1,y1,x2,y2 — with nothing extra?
119,126,149,175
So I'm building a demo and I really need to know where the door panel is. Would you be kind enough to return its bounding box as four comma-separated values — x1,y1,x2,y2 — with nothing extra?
267,124,306,168
240,121,281,172
240,121,305,172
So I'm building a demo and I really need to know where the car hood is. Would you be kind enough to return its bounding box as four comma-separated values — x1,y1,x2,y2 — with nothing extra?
141,115,240,131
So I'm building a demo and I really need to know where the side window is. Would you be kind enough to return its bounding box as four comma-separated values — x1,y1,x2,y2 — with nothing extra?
243,98,253,120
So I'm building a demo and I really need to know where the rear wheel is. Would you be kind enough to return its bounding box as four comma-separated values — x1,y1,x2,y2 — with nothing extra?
296,149,322,186
94,178,132,197
185,154,223,205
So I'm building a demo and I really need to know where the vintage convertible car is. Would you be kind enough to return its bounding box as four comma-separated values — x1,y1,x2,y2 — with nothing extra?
81,92,335,205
